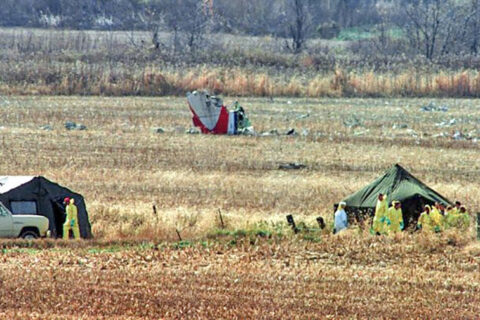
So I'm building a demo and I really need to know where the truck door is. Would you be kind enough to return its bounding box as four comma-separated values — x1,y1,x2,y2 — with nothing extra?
0,202,13,237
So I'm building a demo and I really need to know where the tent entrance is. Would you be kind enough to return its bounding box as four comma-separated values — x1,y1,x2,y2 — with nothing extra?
51,200,66,238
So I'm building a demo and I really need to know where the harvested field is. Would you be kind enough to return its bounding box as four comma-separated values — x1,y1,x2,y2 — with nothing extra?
0,96,478,238
0,95,479,318
0,234,479,319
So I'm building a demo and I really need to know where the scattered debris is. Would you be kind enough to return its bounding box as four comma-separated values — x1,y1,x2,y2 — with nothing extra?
64,121,76,130
452,130,465,141
279,162,307,170
420,102,449,112
238,127,256,136
343,116,362,128
150,127,165,134
435,119,457,127
392,123,408,129
301,129,309,136
296,113,310,120
186,127,200,134
432,130,479,141
406,129,418,138
353,129,369,136
260,129,280,137
433,132,449,138
40,125,53,131
285,128,297,136
65,122,87,131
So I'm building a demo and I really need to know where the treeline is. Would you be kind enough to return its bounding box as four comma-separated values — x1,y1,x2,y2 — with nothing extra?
0,0,382,31
2,0,480,61
3,0,480,97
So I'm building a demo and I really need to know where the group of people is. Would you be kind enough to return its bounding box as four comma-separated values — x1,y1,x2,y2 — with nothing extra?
372,194,404,235
416,201,470,233
334,193,470,234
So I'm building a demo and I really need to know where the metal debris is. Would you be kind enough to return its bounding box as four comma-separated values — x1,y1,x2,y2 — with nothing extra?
278,162,307,170
435,119,457,127
260,129,280,137
150,127,165,134
343,115,362,128
65,122,87,130
285,128,297,136
40,125,53,131
186,127,200,134
420,102,449,112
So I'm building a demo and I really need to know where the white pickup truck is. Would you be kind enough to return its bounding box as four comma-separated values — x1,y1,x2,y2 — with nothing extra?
0,201,49,239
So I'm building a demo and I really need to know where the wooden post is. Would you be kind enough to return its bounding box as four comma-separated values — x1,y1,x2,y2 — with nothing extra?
152,205,158,224
477,213,480,240
286,214,298,234
316,216,325,229
175,229,182,241
218,209,225,229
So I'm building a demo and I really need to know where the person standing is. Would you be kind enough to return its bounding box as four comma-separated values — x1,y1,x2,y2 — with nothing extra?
417,205,433,232
458,206,471,230
385,201,404,234
430,202,444,233
63,198,80,239
454,201,462,214
334,202,348,234
373,193,388,235
444,205,459,229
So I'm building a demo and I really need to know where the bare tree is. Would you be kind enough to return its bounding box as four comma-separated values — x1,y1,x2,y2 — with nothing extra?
284,0,311,54
371,0,393,54
469,0,480,55
182,0,211,53
404,0,458,60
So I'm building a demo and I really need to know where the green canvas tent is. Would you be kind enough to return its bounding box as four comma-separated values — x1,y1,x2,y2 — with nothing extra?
342,164,451,227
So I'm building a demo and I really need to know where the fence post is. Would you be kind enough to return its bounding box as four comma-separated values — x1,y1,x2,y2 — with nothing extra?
286,215,298,234
316,216,325,229
477,213,480,240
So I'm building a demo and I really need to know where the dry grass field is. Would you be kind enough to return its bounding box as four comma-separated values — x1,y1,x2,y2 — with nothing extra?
0,234,480,319
0,95,479,318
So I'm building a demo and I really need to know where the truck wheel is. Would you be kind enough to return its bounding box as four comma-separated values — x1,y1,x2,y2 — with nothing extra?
20,230,39,240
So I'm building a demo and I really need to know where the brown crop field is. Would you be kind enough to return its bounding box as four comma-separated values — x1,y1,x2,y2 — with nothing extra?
0,234,480,319
0,95,479,318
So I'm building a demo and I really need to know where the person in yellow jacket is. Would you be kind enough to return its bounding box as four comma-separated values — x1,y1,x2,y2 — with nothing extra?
372,193,388,235
63,198,80,239
385,201,404,234
430,202,444,233
458,206,471,230
444,205,459,229
417,205,433,232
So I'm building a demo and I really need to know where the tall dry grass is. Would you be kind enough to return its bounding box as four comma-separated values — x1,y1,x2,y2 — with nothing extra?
1,28,480,97
4,61,480,97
